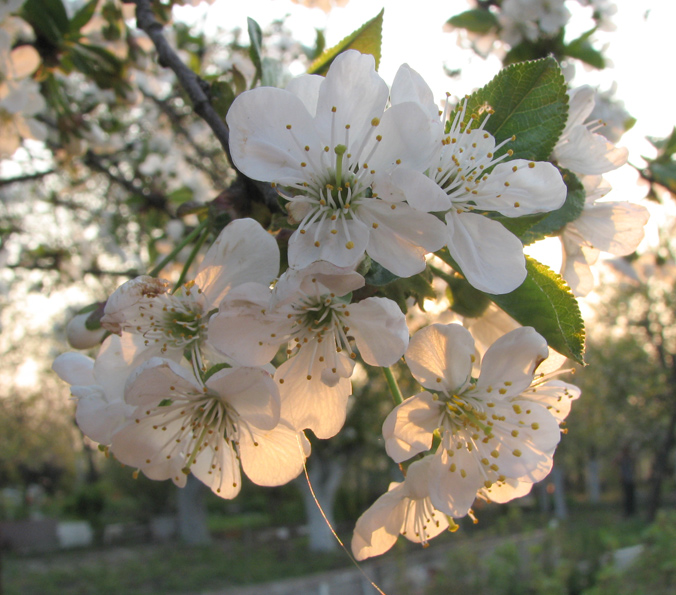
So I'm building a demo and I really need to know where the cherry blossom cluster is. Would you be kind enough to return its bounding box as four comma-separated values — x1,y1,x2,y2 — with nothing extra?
0,0,46,157
53,48,645,560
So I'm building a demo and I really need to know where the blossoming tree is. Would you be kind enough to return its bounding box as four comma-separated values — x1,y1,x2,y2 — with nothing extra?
1,0,661,573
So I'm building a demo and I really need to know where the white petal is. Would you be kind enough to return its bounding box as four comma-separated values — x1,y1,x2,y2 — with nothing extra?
53,352,95,386
125,358,200,407
390,167,451,212
405,323,474,391
226,86,321,183
191,439,242,499
383,393,442,463
430,447,483,517
556,126,628,175
472,161,567,216
367,102,439,172
285,74,323,117
287,217,369,270
239,423,310,486
348,297,408,367
276,350,352,439
481,478,533,504
195,218,280,306
358,199,447,278
314,50,388,146
572,201,649,255
447,211,527,294
390,64,441,123
352,485,407,561
206,367,280,431
208,283,281,366
476,327,548,395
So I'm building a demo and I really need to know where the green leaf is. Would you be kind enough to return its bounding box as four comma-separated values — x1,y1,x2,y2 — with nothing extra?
646,160,676,194
70,0,99,34
564,29,605,70
210,80,235,119
203,363,232,383
247,17,264,87
307,9,383,75
68,42,125,89
489,257,585,364
447,9,499,34
168,186,195,205
364,260,399,286
454,57,568,162
648,127,676,158
22,0,70,45
504,169,586,244
311,28,326,60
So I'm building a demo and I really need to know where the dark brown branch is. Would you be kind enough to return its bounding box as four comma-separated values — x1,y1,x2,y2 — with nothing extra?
0,170,56,188
7,262,142,277
83,150,169,214
134,0,231,157
133,0,281,214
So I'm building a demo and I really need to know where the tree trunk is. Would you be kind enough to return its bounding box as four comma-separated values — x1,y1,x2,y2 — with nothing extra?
552,466,568,520
177,475,211,544
298,456,346,552
646,404,676,522
586,457,602,504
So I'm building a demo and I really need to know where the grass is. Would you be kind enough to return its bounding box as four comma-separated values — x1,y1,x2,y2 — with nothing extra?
2,538,346,595
1,502,656,595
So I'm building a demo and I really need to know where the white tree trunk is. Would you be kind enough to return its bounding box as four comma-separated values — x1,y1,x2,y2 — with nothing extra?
177,474,211,545
298,457,346,553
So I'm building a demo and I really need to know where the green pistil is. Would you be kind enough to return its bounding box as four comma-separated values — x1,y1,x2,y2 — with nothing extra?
182,425,209,474
334,144,347,187
448,399,493,436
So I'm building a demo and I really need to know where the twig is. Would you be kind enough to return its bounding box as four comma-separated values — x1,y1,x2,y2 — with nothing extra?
134,0,231,158
0,170,56,188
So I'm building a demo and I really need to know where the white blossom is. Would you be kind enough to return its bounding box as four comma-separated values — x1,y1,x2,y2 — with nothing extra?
226,50,447,278
383,324,565,518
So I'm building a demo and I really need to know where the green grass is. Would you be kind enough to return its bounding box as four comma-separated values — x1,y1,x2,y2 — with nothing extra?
2,538,346,595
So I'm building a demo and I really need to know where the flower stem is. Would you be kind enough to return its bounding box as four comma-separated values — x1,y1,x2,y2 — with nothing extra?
382,366,404,406
149,218,209,278
173,225,210,292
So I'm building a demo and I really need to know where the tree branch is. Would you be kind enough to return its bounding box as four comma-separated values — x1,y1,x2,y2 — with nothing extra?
134,0,231,158
0,170,56,188
133,0,282,214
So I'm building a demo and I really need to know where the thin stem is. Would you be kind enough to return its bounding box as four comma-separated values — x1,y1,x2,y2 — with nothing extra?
173,225,210,291
382,366,404,406
149,218,209,277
